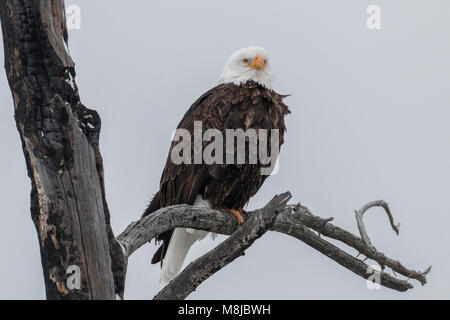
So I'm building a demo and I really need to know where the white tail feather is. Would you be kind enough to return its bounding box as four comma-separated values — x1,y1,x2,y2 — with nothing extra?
159,195,214,283
159,228,208,283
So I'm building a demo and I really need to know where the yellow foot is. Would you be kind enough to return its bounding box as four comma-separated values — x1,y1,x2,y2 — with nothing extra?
222,207,244,224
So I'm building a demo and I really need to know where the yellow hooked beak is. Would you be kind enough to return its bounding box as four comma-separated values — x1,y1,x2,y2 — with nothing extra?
250,55,265,71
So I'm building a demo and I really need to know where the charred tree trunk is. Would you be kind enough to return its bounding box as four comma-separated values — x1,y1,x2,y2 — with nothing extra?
0,0,122,299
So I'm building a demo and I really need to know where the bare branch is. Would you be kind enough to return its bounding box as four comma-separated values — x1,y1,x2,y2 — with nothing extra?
291,203,428,285
272,215,413,292
116,192,429,298
117,205,242,257
153,192,292,300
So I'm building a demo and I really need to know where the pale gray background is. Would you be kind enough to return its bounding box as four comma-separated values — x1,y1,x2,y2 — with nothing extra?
1,0,449,299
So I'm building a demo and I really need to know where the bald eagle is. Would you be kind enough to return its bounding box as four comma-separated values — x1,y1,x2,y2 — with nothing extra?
143,46,290,283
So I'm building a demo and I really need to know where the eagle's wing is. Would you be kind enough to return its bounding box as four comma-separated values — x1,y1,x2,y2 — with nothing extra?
158,83,231,207
146,83,235,263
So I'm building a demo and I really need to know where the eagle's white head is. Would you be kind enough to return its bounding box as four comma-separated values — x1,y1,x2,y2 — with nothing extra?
219,46,274,90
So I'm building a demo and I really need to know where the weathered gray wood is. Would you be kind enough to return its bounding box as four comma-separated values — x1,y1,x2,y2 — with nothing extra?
286,204,429,285
22,97,115,299
0,0,116,299
117,193,428,298
118,205,241,257
354,200,400,252
39,0,74,68
272,214,413,292
153,192,292,300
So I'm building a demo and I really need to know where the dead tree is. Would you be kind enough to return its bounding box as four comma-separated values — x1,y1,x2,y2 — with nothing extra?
0,0,430,300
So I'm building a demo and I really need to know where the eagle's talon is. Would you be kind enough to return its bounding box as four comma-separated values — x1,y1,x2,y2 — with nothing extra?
222,207,244,224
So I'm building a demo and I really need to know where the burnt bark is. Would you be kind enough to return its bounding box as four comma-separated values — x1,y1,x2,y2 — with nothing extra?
0,0,122,299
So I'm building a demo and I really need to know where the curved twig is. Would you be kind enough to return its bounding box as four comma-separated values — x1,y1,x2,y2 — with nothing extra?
355,200,400,252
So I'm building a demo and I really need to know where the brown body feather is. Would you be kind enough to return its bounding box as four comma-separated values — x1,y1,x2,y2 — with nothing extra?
143,81,290,264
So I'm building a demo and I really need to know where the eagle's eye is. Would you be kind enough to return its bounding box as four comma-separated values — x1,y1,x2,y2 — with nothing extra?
242,58,249,64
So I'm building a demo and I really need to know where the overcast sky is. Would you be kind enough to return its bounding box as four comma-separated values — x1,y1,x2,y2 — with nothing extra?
1,0,449,299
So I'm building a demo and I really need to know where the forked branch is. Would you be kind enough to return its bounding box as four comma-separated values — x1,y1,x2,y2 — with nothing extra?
153,192,292,299
116,193,430,299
